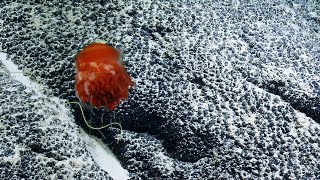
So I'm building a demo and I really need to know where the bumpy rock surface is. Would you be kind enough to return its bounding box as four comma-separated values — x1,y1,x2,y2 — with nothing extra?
0,0,319,179
0,62,112,179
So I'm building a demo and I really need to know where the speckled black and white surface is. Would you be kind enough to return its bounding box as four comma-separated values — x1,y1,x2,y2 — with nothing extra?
0,0,320,179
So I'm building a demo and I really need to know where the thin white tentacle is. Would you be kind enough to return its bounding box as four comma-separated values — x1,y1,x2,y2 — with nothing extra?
68,101,123,132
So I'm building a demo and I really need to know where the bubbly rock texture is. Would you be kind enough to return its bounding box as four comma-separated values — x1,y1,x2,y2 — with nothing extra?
0,0,319,179
0,63,112,179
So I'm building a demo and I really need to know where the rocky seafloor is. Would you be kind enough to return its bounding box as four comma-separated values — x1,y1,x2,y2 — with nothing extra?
0,0,319,179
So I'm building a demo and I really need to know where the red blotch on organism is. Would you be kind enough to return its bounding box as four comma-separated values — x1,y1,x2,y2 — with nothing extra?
75,43,133,110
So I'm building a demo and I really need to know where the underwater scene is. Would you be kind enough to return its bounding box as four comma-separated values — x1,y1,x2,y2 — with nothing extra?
0,0,319,179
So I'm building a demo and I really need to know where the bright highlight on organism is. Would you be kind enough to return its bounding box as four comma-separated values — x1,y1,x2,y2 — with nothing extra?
75,43,133,110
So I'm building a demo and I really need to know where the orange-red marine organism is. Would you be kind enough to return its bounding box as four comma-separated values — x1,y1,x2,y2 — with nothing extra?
75,43,133,110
